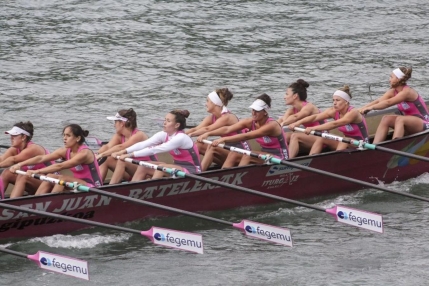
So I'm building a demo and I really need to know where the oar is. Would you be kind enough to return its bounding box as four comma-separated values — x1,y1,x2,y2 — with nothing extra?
0,247,89,280
202,139,429,204
15,171,291,247
293,127,429,163
122,158,383,233
0,197,202,254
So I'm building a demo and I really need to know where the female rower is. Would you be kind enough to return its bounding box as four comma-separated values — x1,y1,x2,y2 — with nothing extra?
10,124,102,195
186,88,249,171
359,67,429,143
288,85,368,155
197,93,289,166
96,108,156,184
278,79,326,158
114,109,201,180
0,122,52,198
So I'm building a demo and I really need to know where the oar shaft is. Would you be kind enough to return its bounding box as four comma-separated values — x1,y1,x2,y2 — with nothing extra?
0,202,141,235
16,171,232,227
86,187,231,226
373,145,429,162
277,159,429,202
293,127,429,163
0,248,27,258
205,140,429,203
126,158,325,212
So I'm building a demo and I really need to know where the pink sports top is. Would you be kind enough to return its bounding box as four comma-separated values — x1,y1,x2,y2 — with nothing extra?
395,86,429,121
293,102,326,128
121,129,158,162
211,112,251,151
66,145,103,187
17,141,53,171
335,106,369,141
252,118,289,159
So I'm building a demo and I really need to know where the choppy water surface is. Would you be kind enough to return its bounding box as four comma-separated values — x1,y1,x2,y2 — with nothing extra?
1,0,429,285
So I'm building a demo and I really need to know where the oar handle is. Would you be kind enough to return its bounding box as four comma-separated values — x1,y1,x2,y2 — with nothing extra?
292,127,355,145
16,170,76,188
202,139,225,148
202,140,254,157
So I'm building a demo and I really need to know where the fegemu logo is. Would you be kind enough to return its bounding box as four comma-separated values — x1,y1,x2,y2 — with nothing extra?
38,251,89,280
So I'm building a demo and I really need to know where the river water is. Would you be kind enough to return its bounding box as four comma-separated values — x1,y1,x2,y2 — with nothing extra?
1,0,429,285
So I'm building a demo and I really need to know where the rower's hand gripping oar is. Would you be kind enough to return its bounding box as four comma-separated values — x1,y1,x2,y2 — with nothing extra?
13,171,204,254
123,157,383,234
293,127,429,163
16,171,290,248
0,248,89,280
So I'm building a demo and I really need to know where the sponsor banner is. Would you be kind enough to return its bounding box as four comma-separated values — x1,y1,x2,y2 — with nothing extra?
37,251,89,280
265,159,312,177
335,205,383,233
152,227,203,254
242,220,292,247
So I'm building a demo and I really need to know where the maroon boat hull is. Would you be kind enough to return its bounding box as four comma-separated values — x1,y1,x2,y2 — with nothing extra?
1,132,428,240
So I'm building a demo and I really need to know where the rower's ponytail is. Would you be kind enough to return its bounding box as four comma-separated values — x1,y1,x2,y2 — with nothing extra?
398,67,412,86
339,85,352,99
216,88,234,106
118,108,137,130
13,121,34,142
170,109,190,130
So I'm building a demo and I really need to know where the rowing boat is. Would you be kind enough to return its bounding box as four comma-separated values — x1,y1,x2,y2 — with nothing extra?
0,105,428,240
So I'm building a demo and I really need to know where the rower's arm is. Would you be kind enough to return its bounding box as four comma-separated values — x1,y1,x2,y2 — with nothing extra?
186,115,212,135
282,104,317,126
360,89,395,111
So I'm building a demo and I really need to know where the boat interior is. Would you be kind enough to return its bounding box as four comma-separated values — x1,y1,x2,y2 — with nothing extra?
0,105,405,198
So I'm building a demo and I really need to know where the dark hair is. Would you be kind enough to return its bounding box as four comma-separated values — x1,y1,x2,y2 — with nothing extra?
169,109,190,130
215,88,234,106
288,79,309,101
13,121,34,142
394,67,412,87
118,108,137,130
338,85,353,100
256,93,272,108
63,124,89,144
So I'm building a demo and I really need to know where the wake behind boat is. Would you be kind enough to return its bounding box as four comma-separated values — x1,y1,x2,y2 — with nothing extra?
0,105,427,240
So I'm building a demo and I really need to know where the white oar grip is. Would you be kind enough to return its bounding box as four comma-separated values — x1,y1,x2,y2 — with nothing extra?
15,170,26,176
202,139,225,148
292,127,317,135
124,158,159,170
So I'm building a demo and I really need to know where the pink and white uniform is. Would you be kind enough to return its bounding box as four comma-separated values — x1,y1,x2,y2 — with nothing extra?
335,106,369,141
17,141,53,171
127,131,202,174
395,86,429,129
121,129,158,162
252,118,289,159
66,145,103,187
293,102,326,128
211,112,250,151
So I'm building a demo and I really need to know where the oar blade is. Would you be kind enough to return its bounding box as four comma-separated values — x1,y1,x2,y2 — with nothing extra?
28,251,89,280
233,220,293,247
326,205,383,233
141,226,204,254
